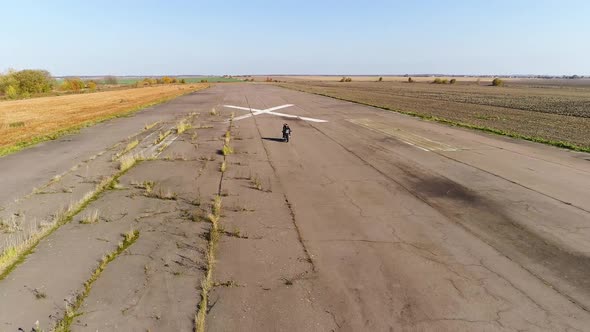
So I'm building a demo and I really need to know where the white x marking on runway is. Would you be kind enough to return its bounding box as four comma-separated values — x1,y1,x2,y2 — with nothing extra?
223,104,328,123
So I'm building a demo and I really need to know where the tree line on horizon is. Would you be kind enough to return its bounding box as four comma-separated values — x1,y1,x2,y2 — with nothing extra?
0,69,191,100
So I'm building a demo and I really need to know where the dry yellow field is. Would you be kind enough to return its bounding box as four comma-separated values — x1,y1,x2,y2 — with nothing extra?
0,84,208,155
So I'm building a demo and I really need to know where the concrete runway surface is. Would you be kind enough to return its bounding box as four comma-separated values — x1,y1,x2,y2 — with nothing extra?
1,83,589,331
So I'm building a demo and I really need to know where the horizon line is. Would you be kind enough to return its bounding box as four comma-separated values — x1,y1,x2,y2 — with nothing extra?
49,73,589,78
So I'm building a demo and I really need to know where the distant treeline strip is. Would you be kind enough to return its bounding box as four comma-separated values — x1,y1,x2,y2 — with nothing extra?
0,69,212,101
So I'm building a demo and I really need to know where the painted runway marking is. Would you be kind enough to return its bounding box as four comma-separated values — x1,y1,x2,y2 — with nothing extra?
223,104,328,123
348,118,459,152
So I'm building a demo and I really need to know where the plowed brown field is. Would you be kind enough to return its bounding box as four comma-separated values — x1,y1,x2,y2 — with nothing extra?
280,80,590,149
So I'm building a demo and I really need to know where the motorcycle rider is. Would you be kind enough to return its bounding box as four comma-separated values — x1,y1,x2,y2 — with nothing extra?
282,123,292,142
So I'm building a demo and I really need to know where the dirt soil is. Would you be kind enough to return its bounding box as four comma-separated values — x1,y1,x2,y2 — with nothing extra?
280,80,590,148
1,83,590,331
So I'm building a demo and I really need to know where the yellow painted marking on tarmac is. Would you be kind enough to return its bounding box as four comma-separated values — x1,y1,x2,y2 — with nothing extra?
348,118,459,152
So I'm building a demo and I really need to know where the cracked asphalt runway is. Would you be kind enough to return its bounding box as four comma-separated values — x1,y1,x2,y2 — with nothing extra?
209,83,590,331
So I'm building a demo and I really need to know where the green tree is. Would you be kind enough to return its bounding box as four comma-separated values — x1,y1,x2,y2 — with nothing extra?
12,69,53,94
0,70,17,93
87,81,97,91
0,69,54,98
60,78,84,91
5,85,18,99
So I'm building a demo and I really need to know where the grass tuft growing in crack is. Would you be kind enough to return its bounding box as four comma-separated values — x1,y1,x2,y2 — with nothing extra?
54,230,139,332
138,180,177,200
222,144,233,156
119,153,144,171
221,129,234,155
147,187,177,200
80,210,100,224
144,121,159,131
213,280,239,287
157,143,169,153
136,180,155,192
0,217,20,234
176,119,192,134
195,177,229,330
0,247,18,275
196,194,222,332
251,175,263,191
154,130,172,145
224,130,231,145
125,139,139,152
212,195,222,217
196,119,233,332
119,139,139,157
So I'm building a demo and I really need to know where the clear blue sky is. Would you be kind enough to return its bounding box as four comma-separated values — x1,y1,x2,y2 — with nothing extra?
1,0,589,76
